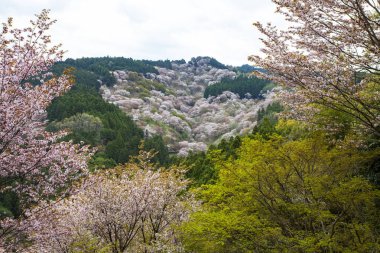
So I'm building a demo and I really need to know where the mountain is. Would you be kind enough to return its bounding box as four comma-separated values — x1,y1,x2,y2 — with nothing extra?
100,56,277,155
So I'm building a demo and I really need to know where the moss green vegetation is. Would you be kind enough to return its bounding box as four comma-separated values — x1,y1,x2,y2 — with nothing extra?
181,131,380,252
171,98,380,252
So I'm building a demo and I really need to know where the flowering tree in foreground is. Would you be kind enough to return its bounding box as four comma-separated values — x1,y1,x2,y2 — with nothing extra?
0,10,92,250
29,151,194,253
250,0,380,138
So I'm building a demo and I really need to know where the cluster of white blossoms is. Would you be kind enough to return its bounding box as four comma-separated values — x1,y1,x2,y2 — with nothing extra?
101,57,276,156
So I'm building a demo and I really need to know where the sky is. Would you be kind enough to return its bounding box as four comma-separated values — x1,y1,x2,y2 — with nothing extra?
0,0,285,66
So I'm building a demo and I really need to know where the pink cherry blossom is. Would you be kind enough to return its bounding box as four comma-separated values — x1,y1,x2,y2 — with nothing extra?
250,0,380,137
0,10,93,250
28,151,195,253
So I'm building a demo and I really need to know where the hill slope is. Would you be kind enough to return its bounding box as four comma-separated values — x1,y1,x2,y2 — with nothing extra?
100,57,276,155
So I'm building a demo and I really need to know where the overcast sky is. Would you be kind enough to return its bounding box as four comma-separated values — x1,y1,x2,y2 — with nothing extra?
1,0,284,66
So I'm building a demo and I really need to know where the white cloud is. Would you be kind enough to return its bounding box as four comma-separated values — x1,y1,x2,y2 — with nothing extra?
0,0,286,66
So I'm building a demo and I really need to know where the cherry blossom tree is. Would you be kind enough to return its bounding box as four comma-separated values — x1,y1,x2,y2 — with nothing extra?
250,0,380,138
28,151,194,253
0,10,93,250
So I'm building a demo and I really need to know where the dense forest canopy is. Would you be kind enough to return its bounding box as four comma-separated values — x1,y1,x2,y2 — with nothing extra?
204,75,272,99
54,57,160,87
47,86,169,168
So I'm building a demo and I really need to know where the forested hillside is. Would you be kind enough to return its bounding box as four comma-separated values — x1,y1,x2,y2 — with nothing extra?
100,56,275,155
47,55,274,159
1,2,379,252
54,57,161,86
46,81,170,168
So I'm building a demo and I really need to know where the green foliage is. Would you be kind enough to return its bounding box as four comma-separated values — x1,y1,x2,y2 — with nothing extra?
48,113,103,146
236,64,257,73
88,152,117,172
0,192,20,219
47,87,144,165
178,152,217,187
141,59,172,69
181,131,380,252
208,57,228,69
257,102,283,122
172,136,242,187
0,205,12,219
251,117,277,139
235,64,267,75
204,75,271,99
54,57,189,89
47,87,113,121
143,135,170,165
52,56,176,90
215,136,242,160
69,234,112,253
172,59,186,65
252,102,285,139
52,63,104,91
103,124,143,164
190,56,228,69
261,82,277,93
181,210,282,253
61,57,160,86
